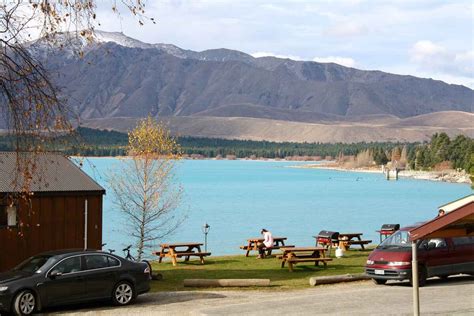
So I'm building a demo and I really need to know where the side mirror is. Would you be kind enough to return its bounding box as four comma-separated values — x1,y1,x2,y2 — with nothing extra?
49,271,62,279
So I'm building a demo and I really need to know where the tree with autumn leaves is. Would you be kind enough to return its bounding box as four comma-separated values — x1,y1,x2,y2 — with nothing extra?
108,117,185,260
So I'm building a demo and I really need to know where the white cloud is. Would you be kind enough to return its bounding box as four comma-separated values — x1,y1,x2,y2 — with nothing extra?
323,22,368,37
92,0,472,89
410,40,473,78
454,50,474,76
313,56,356,68
411,40,447,62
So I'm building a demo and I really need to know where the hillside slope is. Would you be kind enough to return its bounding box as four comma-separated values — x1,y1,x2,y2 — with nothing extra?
33,31,472,122
82,111,474,143
24,31,473,143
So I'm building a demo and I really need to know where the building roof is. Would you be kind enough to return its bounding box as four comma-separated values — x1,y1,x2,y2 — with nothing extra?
438,194,474,213
410,196,474,240
0,152,105,194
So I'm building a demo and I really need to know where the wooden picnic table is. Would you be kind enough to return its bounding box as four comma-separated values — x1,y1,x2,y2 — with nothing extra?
338,233,372,250
279,247,332,272
153,242,211,266
240,237,293,257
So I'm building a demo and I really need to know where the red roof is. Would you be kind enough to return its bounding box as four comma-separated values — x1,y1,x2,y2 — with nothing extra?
409,198,474,240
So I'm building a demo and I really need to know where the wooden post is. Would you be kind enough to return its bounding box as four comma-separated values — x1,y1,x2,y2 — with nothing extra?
84,199,88,250
158,248,164,263
288,261,294,272
309,274,370,286
245,241,251,257
412,241,420,316
169,248,178,266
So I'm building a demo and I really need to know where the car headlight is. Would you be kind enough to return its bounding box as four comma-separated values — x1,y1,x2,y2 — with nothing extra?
366,260,374,265
387,261,411,266
0,286,8,292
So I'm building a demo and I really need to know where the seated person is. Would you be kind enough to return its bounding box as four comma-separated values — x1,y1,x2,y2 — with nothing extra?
257,228,274,259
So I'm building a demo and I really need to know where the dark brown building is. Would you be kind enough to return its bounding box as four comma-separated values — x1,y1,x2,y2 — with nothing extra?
0,152,105,271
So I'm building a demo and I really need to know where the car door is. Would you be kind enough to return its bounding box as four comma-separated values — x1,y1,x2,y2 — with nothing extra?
40,255,86,306
422,238,452,277
83,254,118,299
450,237,474,274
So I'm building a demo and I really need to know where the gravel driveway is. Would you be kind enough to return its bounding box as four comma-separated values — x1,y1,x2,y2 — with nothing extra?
43,276,474,315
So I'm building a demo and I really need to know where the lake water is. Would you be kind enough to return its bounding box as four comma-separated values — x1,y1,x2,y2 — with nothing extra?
80,158,472,257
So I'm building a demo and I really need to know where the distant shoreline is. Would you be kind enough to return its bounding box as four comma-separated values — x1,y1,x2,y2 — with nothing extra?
294,163,471,185
72,156,326,163
73,156,471,185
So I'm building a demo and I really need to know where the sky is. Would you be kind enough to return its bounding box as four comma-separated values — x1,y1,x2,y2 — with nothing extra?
96,0,473,88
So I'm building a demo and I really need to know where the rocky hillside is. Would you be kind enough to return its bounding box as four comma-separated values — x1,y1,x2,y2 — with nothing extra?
23,31,473,142
33,31,472,120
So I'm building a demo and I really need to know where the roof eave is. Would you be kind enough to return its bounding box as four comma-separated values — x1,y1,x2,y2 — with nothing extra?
410,202,474,240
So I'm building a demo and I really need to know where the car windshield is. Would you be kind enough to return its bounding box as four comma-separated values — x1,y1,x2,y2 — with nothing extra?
14,255,55,273
377,231,411,249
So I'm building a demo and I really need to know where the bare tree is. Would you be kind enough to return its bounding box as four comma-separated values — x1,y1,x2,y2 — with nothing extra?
108,117,185,260
0,0,151,193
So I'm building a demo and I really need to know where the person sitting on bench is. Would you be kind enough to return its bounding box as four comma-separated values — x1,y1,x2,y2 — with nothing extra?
257,228,274,259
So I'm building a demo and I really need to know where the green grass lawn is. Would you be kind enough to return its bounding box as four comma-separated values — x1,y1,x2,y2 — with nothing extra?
150,249,371,292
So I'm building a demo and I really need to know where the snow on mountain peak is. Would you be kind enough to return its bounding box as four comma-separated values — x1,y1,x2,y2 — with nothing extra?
94,31,152,49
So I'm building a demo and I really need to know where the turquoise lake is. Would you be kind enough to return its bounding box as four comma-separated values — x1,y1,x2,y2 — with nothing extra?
80,158,472,257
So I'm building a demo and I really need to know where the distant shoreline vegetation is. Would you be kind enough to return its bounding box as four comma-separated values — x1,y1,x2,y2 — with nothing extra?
0,127,472,175
0,127,419,158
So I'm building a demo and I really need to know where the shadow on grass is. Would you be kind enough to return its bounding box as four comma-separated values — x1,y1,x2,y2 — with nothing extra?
154,266,365,290
341,251,372,258
168,259,241,265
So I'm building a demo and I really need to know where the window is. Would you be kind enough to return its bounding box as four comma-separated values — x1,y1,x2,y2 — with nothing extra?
7,206,17,226
85,255,109,270
453,237,474,246
15,255,53,273
429,238,447,248
378,230,411,248
107,256,120,267
51,257,82,275
420,238,447,249
1,205,17,227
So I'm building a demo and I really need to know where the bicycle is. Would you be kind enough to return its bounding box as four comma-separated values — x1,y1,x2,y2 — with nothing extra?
101,243,116,254
122,245,135,261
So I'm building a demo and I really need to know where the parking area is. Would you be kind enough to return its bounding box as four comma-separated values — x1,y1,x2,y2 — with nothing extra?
45,276,474,315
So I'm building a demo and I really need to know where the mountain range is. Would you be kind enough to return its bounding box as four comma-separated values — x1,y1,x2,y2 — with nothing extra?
30,31,473,143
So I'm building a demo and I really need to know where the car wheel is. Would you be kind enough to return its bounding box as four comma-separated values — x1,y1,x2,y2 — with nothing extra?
112,281,135,306
372,278,387,285
13,290,36,315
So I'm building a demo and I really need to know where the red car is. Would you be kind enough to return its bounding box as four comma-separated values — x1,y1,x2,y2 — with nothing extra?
365,225,474,286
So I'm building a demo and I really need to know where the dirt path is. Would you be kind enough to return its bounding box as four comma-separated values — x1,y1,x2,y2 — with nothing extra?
45,276,474,315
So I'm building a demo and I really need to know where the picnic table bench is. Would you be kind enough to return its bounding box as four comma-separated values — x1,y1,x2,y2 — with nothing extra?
279,247,332,272
337,233,372,250
240,237,293,256
153,242,211,266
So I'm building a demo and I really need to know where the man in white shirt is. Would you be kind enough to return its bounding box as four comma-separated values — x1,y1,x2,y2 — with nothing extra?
257,228,274,259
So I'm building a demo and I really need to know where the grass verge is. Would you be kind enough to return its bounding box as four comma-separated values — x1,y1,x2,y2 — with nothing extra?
150,249,371,292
